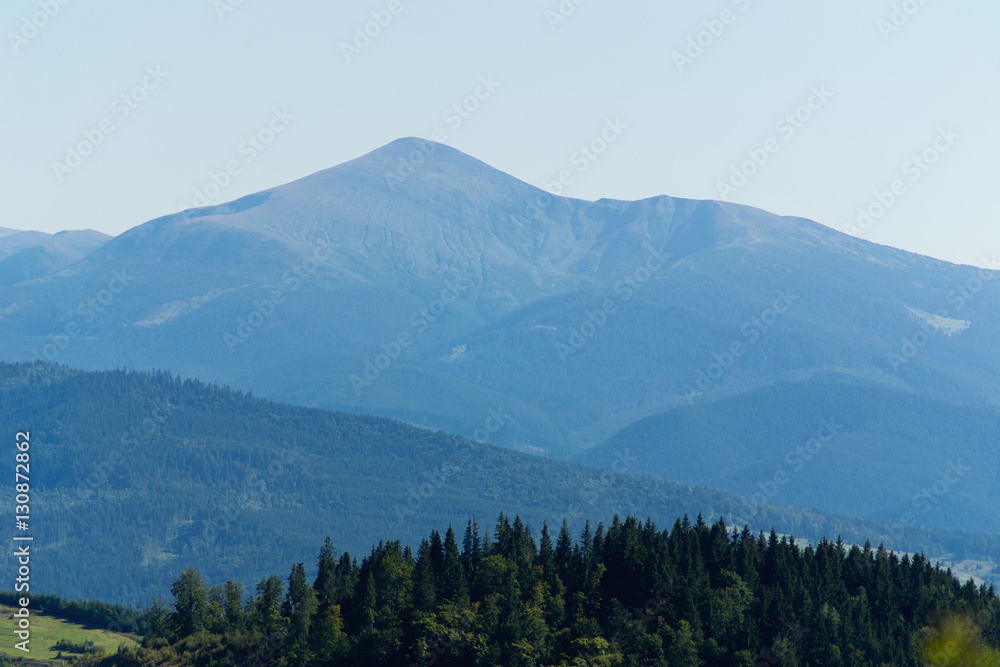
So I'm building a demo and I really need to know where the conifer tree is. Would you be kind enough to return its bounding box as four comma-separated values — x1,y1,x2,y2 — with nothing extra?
442,526,469,603
223,580,246,632
169,568,208,639
254,575,285,638
284,563,318,666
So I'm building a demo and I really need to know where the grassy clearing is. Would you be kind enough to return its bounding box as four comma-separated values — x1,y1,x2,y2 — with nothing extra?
0,603,138,663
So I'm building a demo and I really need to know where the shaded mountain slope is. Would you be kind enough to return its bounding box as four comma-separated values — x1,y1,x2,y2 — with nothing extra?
3,361,998,604
575,382,1000,534
0,140,998,460
0,227,110,286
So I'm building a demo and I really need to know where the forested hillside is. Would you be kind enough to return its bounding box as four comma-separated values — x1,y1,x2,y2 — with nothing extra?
4,361,1000,604
575,382,1000,534
79,515,1000,666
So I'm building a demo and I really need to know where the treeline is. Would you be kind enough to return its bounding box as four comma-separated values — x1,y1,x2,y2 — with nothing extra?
79,514,1000,666
0,591,146,634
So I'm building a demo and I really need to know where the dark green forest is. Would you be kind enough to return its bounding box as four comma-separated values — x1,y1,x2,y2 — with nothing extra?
75,515,1000,666
0,591,146,635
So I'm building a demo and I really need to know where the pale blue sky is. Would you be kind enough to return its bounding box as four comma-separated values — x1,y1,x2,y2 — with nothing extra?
2,0,997,267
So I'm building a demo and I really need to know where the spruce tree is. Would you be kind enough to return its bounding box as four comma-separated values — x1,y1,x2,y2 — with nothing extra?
168,568,208,639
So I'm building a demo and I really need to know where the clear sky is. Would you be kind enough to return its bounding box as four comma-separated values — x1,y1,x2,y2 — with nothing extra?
2,0,997,267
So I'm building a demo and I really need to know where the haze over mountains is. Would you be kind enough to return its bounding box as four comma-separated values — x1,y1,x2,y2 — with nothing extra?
3,138,1000,552
0,227,110,286
3,361,999,604
576,382,1000,535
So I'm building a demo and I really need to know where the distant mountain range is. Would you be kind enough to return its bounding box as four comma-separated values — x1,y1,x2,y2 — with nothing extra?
0,227,110,286
2,138,999,549
575,382,1000,535
2,362,998,604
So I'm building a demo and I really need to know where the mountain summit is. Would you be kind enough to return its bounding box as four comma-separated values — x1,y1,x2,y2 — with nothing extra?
1,140,998,476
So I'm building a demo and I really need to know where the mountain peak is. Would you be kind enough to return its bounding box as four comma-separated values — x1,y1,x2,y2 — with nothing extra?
122,138,872,290
314,137,530,200
363,137,492,169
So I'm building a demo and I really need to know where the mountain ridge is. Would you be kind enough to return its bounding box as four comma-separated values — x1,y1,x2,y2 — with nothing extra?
0,227,112,286
4,360,999,604
1,140,999,463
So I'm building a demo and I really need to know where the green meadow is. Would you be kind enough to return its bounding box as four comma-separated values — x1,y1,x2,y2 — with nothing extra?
0,604,138,664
